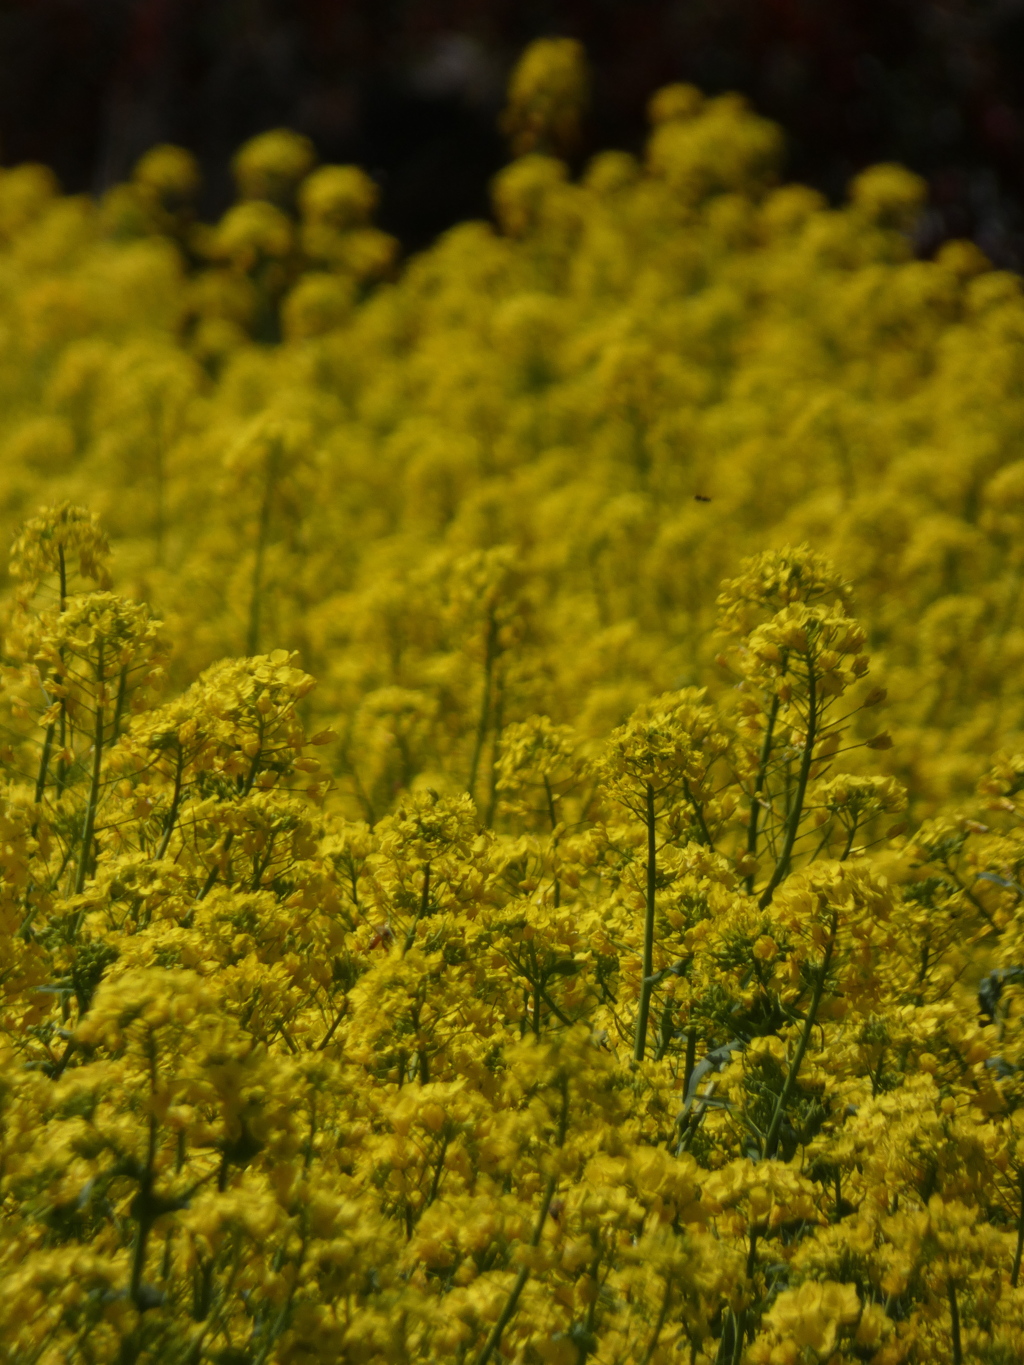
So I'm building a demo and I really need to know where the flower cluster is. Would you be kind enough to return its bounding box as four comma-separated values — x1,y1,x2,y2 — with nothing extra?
0,36,1023,1365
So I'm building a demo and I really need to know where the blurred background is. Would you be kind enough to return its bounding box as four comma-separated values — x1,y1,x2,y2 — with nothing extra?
2,0,1024,264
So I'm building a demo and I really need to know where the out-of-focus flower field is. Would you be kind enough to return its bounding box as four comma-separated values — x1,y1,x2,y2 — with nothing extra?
4,38,1024,1365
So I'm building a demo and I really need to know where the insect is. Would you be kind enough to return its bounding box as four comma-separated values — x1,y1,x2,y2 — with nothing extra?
694,494,712,502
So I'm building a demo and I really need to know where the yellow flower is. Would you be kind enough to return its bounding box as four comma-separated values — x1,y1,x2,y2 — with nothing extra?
765,1280,860,1357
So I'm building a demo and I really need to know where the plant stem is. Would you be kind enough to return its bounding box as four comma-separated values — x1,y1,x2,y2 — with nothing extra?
316,1001,347,1051
682,776,712,846
111,666,128,741
633,782,657,1063
746,695,779,894
403,862,431,955
653,1003,674,1061
714,1313,737,1365
729,1226,760,1365
1013,1171,1024,1288
472,1187,555,1365
75,639,105,897
130,1038,160,1308
759,658,817,909
870,1047,887,1098
948,1279,963,1365
543,775,561,907
639,1275,674,1365
129,1115,158,1307
195,741,262,903
483,670,506,828
763,917,835,1160
55,543,69,798
157,747,185,859
473,1079,568,1365
34,722,55,806
196,840,230,903
683,1029,697,1094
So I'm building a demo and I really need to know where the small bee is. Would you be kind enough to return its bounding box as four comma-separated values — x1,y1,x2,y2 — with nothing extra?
694,494,712,502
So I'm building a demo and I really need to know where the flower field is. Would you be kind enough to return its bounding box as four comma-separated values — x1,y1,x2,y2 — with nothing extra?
3,39,1024,1365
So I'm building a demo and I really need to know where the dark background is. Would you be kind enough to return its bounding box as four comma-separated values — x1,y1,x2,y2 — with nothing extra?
3,0,1024,264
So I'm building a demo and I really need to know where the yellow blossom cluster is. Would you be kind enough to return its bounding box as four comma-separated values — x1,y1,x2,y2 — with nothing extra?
2,36,1024,1365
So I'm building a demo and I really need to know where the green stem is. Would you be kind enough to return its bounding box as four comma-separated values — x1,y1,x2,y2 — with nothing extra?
26,711,59,924
74,639,105,897
714,1313,737,1365
763,917,835,1160
1013,1171,1024,1289
195,740,262,903
683,1029,697,1094
759,660,818,909
192,1258,215,1321
34,722,55,807
913,943,931,1009
316,1000,347,1051
729,1226,760,1364
745,695,779,894
538,982,572,1026
56,695,68,797
579,1257,602,1363
156,747,185,859
111,666,128,741
682,776,712,846
473,1079,568,1365
653,1003,674,1061
403,862,431,955
633,782,657,1063
839,818,859,861
424,1137,449,1210
639,1275,674,1365
669,1030,698,1150
196,837,231,903
543,775,561,907
744,1224,759,1280
130,1039,160,1308
483,670,506,829
473,1264,532,1365
948,1279,963,1365
870,1046,887,1098
129,1117,158,1307
55,543,69,798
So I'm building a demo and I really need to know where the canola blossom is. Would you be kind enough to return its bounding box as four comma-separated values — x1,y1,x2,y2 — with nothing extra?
3,37,1024,1365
